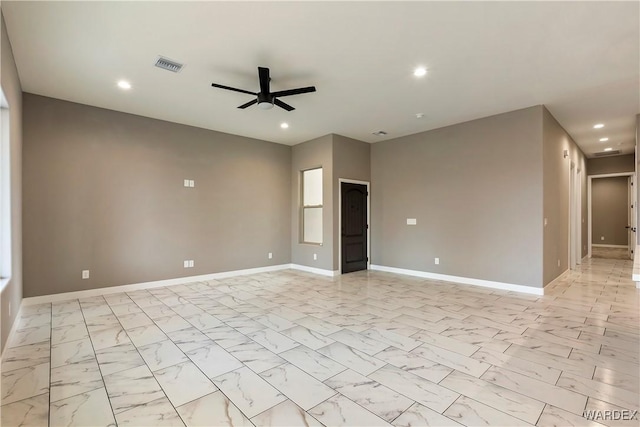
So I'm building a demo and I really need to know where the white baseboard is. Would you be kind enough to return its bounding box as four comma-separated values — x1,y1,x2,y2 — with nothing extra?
545,269,570,288
592,244,628,249
22,264,292,306
1,302,23,360
290,264,339,277
369,264,544,295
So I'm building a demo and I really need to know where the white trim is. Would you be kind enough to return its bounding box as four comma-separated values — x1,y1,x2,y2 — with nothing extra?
22,264,292,306
631,245,640,283
1,301,22,360
338,178,371,274
369,264,544,295
588,172,635,258
290,264,339,277
592,244,628,249
545,268,570,288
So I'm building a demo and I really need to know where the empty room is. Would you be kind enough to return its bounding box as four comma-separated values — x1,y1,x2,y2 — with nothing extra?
1,2,639,427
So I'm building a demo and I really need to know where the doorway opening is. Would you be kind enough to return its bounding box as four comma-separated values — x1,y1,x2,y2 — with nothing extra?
588,172,636,260
339,179,369,274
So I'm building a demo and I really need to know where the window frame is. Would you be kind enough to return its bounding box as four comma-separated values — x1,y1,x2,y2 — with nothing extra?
301,167,323,245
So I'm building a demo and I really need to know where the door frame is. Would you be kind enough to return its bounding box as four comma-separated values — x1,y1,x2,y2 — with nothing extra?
338,178,370,274
587,172,636,258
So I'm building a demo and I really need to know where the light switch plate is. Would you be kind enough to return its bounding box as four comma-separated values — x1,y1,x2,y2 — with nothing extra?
189,260,194,268
184,260,189,268
184,179,190,187
189,180,195,187
82,270,90,279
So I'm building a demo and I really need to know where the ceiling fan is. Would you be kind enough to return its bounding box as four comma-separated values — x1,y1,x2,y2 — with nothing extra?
211,67,316,111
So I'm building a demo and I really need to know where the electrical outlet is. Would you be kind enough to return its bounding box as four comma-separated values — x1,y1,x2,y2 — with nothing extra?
601,236,605,241
434,257,440,265
184,260,189,268
189,260,194,268
313,253,317,261
82,270,90,279
544,218,548,227
189,180,195,188
184,179,190,187
557,259,561,267
407,218,417,225
8,302,11,317
268,252,273,259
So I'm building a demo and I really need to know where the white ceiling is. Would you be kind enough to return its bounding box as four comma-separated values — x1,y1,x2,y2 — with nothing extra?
3,1,639,156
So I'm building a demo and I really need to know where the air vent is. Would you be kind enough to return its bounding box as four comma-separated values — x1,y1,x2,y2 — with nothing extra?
154,57,184,73
372,131,388,136
594,150,620,157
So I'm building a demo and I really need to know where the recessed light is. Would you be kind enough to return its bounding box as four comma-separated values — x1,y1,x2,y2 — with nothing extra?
280,122,289,129
413,67,427,77
604,147,613,152
599,137,609,142
117,80,131,90
593,123,604,129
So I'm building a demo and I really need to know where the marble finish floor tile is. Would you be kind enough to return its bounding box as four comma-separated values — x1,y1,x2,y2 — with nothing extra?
260,363,336,410
95,342,145,376
0,393,49,427
185,342,244,379
114,396,185,426
410,343,491,378
328,329,390,356
481,366,587,415
103,365,164,414
51,337,95,368
317,341,386,376
1,363,50,406
280,325,335,350
280,345,347,381
441,370,545,424
212,366,287,418
393,402,463,427
153,361,218,407
444,396,534,426
49,387,116,427
1,341,50,372
324,369,413,422
9,325,51,348
308,394,391,426
227,341,286,373
2,260,638,427
374,347,453,383
137,340,189,372
369,364,459,413
251,400,323,427
175,391,252,427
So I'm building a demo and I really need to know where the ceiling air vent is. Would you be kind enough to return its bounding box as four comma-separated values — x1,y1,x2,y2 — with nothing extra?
372,131,388,136
594,150,620,157
154,57,184,73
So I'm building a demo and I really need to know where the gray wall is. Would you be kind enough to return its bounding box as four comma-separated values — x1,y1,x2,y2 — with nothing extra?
291,135,333,271
22,94,291,297
588,154,635,175
0,11,23,353
592,177,629,246
542,107,587,285
371,106,544,287
332,135,371,270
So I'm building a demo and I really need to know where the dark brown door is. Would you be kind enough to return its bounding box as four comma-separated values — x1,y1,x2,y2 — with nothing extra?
341,182,368,273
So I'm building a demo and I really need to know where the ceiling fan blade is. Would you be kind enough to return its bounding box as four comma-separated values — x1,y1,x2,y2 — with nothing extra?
274,99,295,111
258,67,270,94
211,83,256,96
237,99,258,109
271,86,316,98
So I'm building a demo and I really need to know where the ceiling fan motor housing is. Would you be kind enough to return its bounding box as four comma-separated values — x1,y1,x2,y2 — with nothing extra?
257,92,274,109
